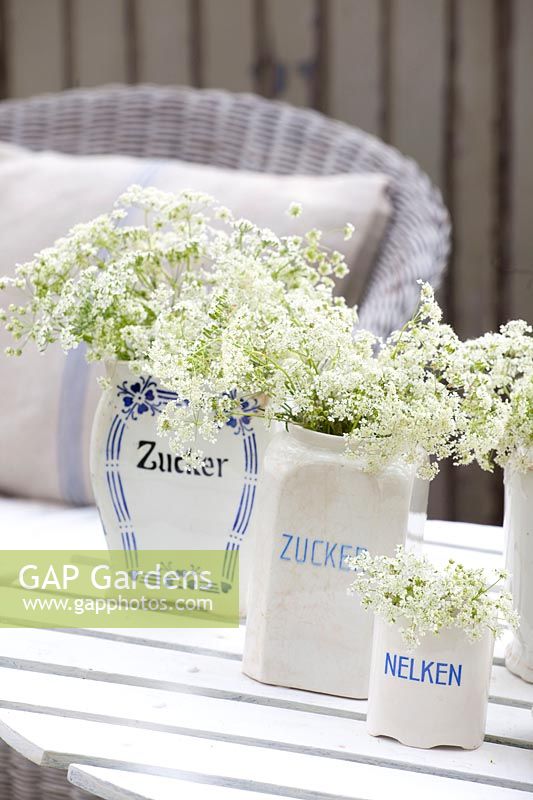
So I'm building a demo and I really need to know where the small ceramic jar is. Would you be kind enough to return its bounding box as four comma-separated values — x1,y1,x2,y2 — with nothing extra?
367,617,494,749
242,426,414,698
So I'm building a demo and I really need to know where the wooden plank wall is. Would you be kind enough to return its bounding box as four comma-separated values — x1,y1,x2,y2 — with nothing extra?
0,0,532,525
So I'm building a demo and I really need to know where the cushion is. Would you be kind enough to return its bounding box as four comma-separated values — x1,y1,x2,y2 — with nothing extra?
0,143,391,503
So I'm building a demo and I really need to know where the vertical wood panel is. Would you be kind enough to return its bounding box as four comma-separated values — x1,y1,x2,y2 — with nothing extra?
188,0,203,87
6,0,64,97
253,0,274,97
62,0,74,88
328,0,381,135
311,0,327,112
0,0,8,98
510,0,533,323
124,0,138,85
265,0,316,106
203,0,254,92
388,0,447,186
452,2,497,341
379,0,392,142
72,0,128,86
136,0,189,85
494,0,513,327
442,0,457,322
452,0,500,525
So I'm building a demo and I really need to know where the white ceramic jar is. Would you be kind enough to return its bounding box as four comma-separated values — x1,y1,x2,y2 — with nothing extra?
406,473,430,551
367,617,494,749
504,466,533,682
242,426,415,698
90,362,272,615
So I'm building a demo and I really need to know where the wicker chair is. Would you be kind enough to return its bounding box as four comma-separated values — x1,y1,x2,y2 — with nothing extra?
0,84,450,799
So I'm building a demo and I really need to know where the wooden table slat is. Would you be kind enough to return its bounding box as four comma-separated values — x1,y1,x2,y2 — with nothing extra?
0,666,530,753
68,763,532,800
69,625,512,667
0,627,530,710
69,765,307,800
0,710,531,795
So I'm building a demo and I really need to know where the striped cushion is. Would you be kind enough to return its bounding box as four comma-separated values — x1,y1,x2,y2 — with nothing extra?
0,145,391,503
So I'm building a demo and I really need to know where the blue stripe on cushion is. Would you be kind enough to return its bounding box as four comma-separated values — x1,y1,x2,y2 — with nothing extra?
57,161,163,505
57,344,91,504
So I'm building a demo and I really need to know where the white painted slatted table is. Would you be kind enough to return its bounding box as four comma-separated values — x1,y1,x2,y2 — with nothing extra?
0,520,532,800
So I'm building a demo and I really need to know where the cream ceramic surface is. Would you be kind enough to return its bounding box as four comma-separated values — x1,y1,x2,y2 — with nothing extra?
90,362,272,615
242,426,415,698
504,467,533,682
367,618,494,749
406,474,430,551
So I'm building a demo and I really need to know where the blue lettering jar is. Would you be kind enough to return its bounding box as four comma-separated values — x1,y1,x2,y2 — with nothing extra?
367,616,494,748
242,425,414,698
90,362,273,615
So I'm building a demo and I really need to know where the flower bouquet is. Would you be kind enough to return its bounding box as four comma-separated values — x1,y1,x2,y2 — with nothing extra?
0,187,351,612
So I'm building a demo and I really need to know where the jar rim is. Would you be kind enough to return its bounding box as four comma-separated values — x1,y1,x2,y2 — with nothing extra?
287,423,350,453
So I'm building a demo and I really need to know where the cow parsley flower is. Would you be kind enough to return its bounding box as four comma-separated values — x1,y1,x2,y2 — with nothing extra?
152,280,460,477
445,321,533,472
0,186,346,368
347,547,518,649
287,202,303,218
343,223,355,241
1,185,462,478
